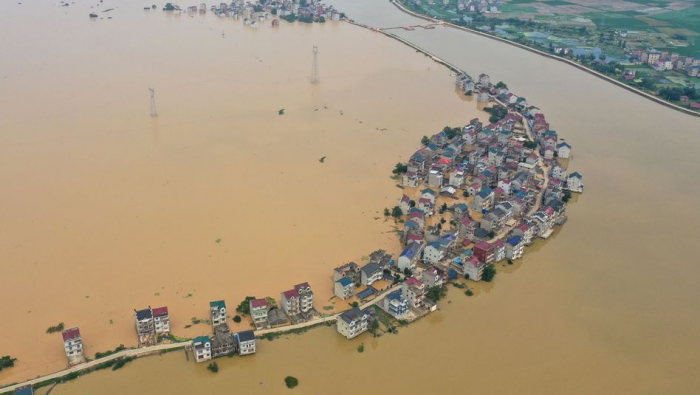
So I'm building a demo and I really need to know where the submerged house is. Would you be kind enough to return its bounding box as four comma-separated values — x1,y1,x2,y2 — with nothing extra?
336,307,371,339
193,335,212,363
62,327,86,366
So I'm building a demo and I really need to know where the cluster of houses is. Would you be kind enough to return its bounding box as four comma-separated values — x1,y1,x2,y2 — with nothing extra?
635,48,700,77
193,300,256,363
172,0,342,26
393,72,582,287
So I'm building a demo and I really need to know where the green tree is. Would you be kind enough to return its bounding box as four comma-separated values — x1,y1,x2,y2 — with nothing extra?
285,376,299,389
233,315,242,323
421,135,430,146
384,208,391,217
426,285,448,302
236,296,257,315
391,206,403,218
357,343,365,353
482,265,496,282
495,81,508,89
207,362,219,373
392,163,408,174
563,190,572,203
0,355,17,371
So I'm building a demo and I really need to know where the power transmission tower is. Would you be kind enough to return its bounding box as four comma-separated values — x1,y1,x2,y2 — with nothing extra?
149,87,158,117
310,45,320,84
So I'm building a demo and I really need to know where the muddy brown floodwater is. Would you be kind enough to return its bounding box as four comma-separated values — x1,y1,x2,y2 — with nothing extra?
0,0,482,386
3,0,700,393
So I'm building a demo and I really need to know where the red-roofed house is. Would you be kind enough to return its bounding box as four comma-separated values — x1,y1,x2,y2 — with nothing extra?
474,241,495,264
62,327,86,365
402,277,426,308
152,306,170,335
249,298,269,329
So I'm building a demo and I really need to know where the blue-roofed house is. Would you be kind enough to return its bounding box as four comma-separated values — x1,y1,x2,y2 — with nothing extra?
473,187,495,211
398,242,423,271
505,235,524,260
334,277,355,300
567,172,584,193
360,262,382,286
382,290,409,319
336,307,371,339
357,286,378,301
557,142,571,158
424,241,447,264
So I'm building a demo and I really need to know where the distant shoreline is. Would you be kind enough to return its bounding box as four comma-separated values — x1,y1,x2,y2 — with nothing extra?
387,0,699,118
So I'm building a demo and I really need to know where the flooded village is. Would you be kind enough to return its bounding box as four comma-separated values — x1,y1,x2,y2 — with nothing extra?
2,63,585,392
10,0,700,393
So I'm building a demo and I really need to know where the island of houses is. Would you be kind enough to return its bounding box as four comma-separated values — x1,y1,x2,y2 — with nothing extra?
20,70,583,394
161,0,342,28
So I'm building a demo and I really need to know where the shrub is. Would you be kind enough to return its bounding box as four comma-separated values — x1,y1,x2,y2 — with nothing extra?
236,296,257,315
465,289,474,297
482,265,496,282
285,376,299,389
233,315,242,323
46,322,65,334
357,343,364,353
0,355,17,371
207,362,219,373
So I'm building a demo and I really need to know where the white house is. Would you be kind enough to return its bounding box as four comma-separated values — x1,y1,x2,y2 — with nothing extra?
62,327,86,366
334,277,354,300
193,336,212,363
557,142,571,159
567,172,584,193
336,307,370,339
398,242,423,271
235,330,257,355
505,235,524,260
210,300,227,327
423,242,447,264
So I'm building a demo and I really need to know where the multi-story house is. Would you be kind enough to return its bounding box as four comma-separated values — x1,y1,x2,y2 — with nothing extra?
360,262,382,286
401,277,426,308
333,261,361,285
193,335,212,363
398,242,423,271
505,235,524,260
211,325,236,358
336,307,370,339
249,298,269,329
235,330,257,355
422,266,443,288
152,306,170,336
135,307,156,347
473,187,495,211
295,282,314,314
567,172,584,193
62,327,86,366
493,239,506,263
334,277,355,300
210,300,228,327
464,257,485,281
383,290,409,319
281,282,315,318
474,241,495,264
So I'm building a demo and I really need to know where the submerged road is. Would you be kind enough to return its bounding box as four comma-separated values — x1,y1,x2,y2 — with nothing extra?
1,285,399,394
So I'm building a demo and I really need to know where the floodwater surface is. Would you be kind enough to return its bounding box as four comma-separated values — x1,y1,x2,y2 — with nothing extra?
4,0,700,393
0,0,481,385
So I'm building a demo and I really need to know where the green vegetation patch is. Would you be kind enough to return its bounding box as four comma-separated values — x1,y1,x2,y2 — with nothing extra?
285,376,299,389
46,322,65,334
